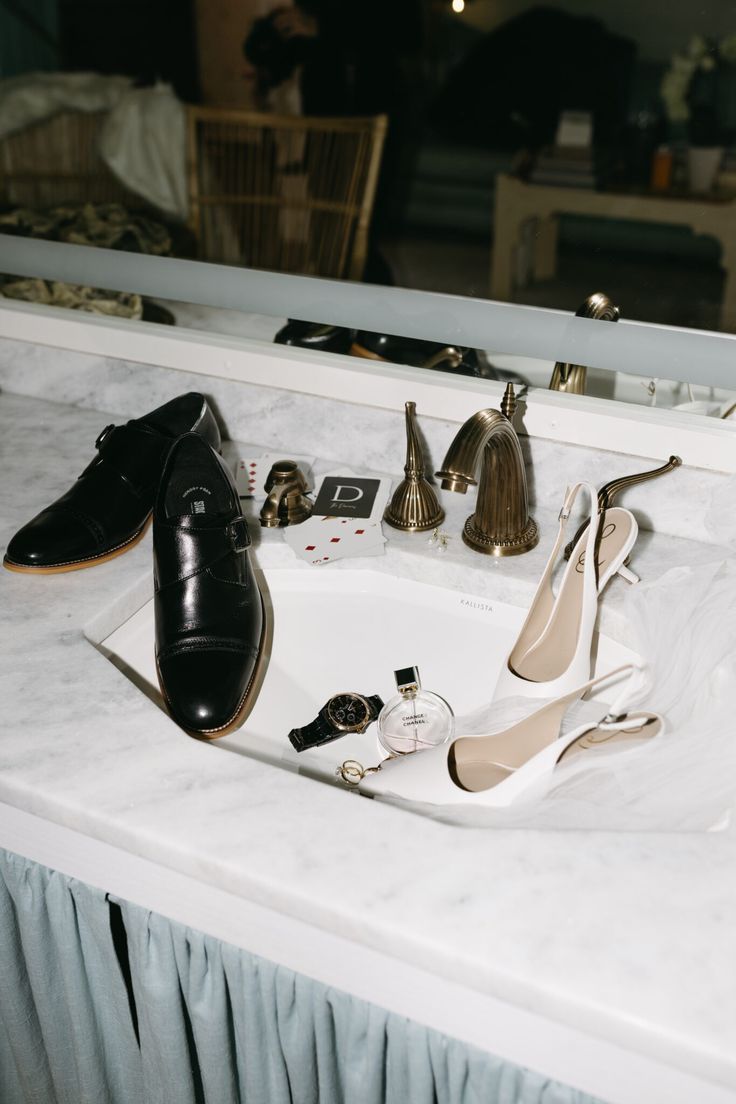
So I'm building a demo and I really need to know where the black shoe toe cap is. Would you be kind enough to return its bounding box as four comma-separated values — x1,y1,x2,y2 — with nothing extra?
159,648,256,735
5,509,101,569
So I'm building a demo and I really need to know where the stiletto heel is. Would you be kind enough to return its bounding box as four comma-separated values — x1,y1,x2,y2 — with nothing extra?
493,482,639,702
359,664,664,808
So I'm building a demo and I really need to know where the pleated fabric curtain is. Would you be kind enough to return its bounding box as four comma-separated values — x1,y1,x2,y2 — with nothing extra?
0,849,602,1104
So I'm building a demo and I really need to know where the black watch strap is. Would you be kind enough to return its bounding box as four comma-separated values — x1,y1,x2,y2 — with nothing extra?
289,713,334,752
365,694,384,717
288,693,384,753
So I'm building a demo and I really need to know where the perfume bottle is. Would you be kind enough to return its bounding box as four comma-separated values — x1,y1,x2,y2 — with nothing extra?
377,666,454,756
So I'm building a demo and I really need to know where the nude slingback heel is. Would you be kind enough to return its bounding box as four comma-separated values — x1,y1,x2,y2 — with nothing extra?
494,482,639,702
360,664,663,808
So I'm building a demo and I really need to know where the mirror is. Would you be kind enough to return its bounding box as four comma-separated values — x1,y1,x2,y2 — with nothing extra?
2,0,736,418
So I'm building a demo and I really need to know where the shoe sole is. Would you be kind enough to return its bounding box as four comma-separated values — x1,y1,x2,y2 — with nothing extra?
349,342,387,361
3,516,152,575
156,590,269,741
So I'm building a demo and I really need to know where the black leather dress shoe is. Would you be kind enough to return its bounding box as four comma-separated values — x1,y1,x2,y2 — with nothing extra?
153,433,265,739
272,323,526,383
4,393,220,574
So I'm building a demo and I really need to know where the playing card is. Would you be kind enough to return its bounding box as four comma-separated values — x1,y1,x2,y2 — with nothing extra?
310,469,392,524
284,514,386,565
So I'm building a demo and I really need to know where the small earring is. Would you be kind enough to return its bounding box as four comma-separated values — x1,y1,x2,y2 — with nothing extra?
428,527,450,551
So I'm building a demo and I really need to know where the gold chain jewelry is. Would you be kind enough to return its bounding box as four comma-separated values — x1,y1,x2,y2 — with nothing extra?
336,759,382,786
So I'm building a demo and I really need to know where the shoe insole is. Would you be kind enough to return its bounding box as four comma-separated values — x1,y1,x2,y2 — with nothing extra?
449,691,572,792
163,438,232,520
448,709,661,794
556,712,662,762
510,508,634,684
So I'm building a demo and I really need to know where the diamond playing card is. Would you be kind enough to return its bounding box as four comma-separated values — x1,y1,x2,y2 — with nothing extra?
283,467,390,565
284,514,386,565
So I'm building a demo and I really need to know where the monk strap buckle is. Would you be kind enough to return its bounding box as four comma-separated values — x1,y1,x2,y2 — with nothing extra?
95,424,116,450
228,516,251,553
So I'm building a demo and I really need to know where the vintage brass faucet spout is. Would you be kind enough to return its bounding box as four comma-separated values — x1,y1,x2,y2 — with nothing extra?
436,384,538,556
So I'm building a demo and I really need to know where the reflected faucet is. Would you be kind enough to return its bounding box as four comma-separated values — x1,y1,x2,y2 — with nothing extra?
435,384,538,556
549,292,620,395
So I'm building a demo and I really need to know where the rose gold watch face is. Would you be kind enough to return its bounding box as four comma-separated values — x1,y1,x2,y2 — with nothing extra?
327,693,370,731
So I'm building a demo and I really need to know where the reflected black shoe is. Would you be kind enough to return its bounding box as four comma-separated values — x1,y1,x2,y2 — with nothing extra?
4,393,221,574
274,319,355,355
153,433,265,739
351,332,505,379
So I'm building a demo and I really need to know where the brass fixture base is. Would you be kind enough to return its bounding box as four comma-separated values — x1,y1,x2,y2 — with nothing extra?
462,515,538,557
384,401,445,532
385,504,445,532
260,505,311,528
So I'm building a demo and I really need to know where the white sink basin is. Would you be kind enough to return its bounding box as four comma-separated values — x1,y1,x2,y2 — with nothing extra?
93,568,634,789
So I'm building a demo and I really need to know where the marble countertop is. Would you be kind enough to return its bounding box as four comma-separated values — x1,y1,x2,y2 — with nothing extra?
2,390,736,1101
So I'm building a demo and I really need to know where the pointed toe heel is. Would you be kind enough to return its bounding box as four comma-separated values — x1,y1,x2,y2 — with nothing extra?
360,665,663,808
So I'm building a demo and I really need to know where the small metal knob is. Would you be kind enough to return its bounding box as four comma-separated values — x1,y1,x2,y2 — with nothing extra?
500,382,517,420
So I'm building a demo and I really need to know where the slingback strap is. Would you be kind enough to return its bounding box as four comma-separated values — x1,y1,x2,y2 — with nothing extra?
501,661,647,745
551,660,645,719
538,481,600,599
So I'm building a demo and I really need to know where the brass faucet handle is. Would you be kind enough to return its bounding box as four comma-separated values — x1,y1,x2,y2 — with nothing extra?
596,455,682,510
563,456,682,559
260,460,313,527
264,459,308,493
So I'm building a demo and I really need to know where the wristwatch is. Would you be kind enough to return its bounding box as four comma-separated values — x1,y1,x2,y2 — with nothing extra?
289,692,385,752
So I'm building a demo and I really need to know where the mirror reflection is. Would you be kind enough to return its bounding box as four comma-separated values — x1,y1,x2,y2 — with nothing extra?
2,0,736,418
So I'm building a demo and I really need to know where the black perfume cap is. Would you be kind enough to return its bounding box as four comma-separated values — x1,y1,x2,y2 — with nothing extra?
394,666,421,693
